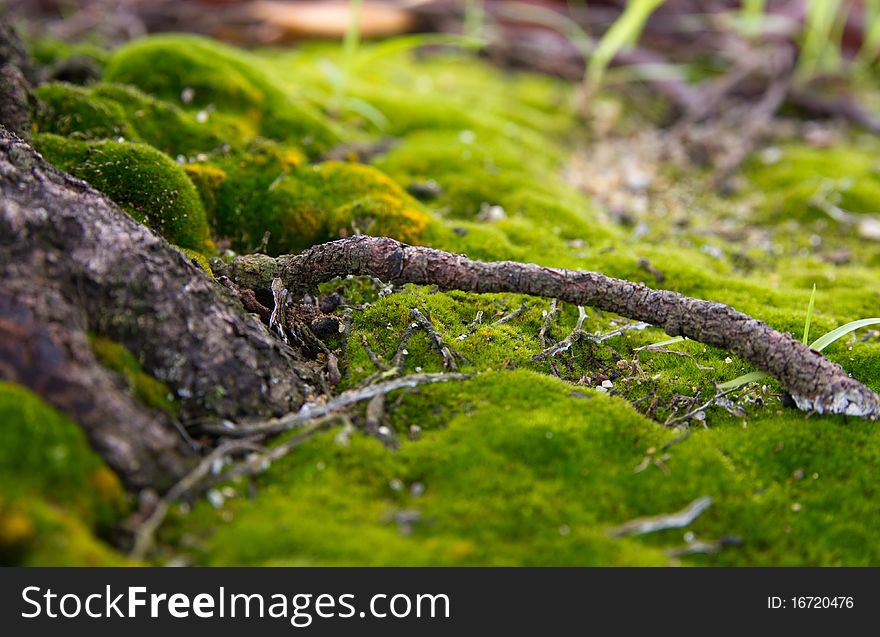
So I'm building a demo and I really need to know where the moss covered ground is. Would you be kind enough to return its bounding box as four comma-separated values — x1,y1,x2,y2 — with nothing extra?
5,33,880,565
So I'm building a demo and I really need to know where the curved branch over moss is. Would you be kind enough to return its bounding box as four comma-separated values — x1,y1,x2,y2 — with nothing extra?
217,236,880,419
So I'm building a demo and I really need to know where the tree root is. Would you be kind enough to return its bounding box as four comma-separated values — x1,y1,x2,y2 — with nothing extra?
216,236,880,419
0,126,320,487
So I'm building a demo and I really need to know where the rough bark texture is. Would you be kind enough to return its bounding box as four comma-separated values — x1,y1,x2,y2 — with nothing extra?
216,236,880,419
0,25,36,141
0,126,318,487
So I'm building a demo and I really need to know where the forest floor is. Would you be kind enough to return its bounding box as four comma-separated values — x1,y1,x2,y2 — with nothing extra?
3,28,880,566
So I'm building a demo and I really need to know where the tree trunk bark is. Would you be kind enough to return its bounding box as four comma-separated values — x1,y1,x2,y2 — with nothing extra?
0,126,318,488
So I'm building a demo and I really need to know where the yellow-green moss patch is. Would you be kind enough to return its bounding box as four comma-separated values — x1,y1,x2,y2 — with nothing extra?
0,383,128,565
35,133,213,250
103,35,340,157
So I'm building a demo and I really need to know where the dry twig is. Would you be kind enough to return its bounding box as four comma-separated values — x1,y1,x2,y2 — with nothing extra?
608,496,713,538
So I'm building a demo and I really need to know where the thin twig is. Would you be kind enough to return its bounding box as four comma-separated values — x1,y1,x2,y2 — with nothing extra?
592,321,650,343
539,298,559,346
391,322,419,370
465,310,484,334
532,330,589,362
198,372,473,437
664,386,743,428
491,302,529,326
361,335,390,371
268,277,288,344
636,346,714,371
575,306,588,331
608,496,713,538
411,308,469,370
129,438,264,560
215,416,341,484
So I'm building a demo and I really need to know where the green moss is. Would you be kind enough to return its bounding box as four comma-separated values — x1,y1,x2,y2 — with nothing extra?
35,133,214,251
35,82,137,140
745,143,880,222
103,35,340,156
206,157,431,254
35,82,229,157
166,365,880,566
179,247,215,277
88,336,179,416
28,37,109,69
0,383,128,565
182,162,227,224
90,83,227,156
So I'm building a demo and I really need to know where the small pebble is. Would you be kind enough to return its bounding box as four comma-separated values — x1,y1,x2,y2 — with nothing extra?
207,489,224,509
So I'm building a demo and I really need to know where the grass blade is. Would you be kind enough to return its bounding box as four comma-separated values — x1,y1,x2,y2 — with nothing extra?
586,0,665,91
635,336,685,350
802,283,817,345
810,318,880,352
718,370,769,390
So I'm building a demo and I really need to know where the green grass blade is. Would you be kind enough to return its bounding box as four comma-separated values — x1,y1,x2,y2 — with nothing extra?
351,33,485,72
739,0,767,38
718,371,769,390
797,0,843,80
464,0,486,39
335,0,364,108
853,0,880,73
802,283,817,345
586,0,665,90
809,318,880,352
635,336,685,350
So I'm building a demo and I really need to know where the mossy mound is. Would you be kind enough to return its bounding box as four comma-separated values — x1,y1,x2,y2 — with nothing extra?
0,383,128,566
193,154,430,254
103,35,339,156
35,82,137,140
35,132,213,251
28,37,108,71
35,81,228,157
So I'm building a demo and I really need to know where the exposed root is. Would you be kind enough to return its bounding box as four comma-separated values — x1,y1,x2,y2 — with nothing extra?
215,236,880,419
